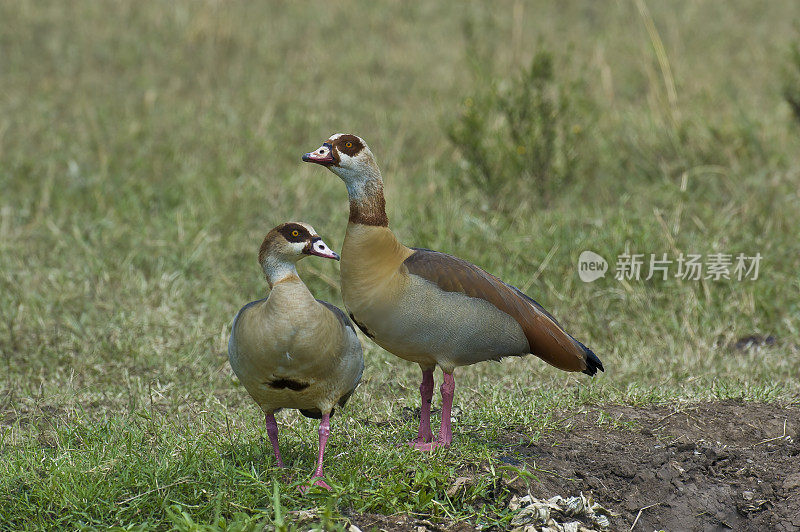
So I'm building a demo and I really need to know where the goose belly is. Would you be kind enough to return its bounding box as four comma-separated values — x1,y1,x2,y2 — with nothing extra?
229,313,355,413
348,276,530,372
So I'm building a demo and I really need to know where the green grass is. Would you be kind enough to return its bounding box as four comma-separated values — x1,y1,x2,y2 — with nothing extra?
1,0,799,529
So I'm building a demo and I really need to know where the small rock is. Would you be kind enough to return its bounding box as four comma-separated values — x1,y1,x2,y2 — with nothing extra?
783,473,800,490
743,491,754,501
733,334,776,351
656,465,674,482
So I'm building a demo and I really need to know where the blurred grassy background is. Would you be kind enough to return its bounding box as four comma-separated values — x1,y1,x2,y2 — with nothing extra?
1,1,799,528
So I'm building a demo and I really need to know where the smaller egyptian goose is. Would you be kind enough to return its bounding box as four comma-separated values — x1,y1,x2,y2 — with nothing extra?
228,222,363,490
303,135,603,451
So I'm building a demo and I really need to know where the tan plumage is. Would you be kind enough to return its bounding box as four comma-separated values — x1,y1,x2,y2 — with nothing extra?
228,222,362,486
303,134,602,449
338,224,595,375
403,247,588,372
228,279,362,417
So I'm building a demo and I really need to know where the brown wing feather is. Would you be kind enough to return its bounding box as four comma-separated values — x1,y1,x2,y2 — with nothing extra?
403,248,588,372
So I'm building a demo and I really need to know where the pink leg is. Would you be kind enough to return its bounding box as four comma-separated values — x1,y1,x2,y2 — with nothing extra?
438,373,455,446
408,368,434,446
304,413,332,491
264,413,284,468
412,372,455,451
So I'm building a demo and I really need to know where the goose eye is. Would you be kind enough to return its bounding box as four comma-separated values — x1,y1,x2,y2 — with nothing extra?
345,142,353,148
291,230,299,237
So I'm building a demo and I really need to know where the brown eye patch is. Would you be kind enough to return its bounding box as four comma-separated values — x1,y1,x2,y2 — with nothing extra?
334,135,364,157
277,223,311,243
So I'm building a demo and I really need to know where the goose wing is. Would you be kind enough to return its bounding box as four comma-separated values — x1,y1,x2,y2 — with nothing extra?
403,248,603,375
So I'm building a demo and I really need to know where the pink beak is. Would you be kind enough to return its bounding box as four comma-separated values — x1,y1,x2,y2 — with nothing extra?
306,237,340,261
302,142,336,166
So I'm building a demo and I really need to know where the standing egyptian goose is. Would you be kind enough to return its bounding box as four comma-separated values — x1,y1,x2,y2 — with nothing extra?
228,222,363,488
303,135,603,451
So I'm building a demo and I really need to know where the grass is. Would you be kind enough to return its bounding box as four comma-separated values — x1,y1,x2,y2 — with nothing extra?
1,0,799,529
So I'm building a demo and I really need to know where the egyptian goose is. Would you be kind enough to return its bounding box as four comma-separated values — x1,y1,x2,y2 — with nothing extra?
228,222,363,488
303,135,603,450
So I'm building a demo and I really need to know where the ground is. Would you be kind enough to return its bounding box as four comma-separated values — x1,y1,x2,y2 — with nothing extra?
515,401,799,531
347,401,800,532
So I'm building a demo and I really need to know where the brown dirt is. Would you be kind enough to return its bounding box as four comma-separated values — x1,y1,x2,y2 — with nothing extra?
350,400,799,532
508,400,800,531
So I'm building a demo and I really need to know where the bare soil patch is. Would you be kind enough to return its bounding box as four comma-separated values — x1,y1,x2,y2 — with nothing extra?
510,400,799,531
349,400,799,531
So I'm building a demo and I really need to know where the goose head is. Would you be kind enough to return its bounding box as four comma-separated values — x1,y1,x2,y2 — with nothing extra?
303,134,382,194
259,222,338,284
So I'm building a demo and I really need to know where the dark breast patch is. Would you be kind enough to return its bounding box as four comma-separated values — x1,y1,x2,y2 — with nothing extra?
266,378,309,391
